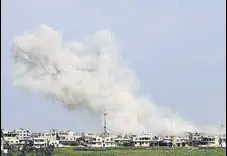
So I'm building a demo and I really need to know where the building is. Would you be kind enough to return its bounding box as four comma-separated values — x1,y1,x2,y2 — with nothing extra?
160,135,173,146
188,132,203,146
2,130,19,145
31,129,61,148
1,128,226,149
1,138,8,154
103,136,116,147
85,134,117,148
15,129,31,140
33,136,48,148
219,135,226,147
150,136,163,147
15,129,33,147
57,130,80,147
87,136,103,147
114,135,132,146
172,136,189,147
47,129,60,147
199,135,220,147
133,134,152,147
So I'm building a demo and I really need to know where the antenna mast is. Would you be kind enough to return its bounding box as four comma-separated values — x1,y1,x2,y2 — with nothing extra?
104,104,108,137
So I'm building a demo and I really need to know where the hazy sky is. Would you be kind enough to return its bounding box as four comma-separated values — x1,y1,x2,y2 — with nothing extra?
2,0,226,132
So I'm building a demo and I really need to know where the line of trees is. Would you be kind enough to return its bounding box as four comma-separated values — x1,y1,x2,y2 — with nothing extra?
1,143,55,156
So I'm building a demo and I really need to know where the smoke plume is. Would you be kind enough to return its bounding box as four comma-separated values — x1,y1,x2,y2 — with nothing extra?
12,24,197,135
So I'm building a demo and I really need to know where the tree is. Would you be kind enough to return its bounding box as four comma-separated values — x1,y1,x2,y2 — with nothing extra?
7,144,19,156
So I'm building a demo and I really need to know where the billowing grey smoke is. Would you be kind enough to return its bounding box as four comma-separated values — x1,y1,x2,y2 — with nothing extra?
12,24,197,135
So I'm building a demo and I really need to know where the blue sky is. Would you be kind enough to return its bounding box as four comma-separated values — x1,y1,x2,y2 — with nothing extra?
2,0,226,132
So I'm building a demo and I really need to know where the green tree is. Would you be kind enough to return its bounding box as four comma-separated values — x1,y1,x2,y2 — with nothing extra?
7,144,19,156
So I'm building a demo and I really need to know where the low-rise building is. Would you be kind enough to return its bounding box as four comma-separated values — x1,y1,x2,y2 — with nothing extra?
2,130,19,145
103,137,116,147
15,129,31,140
219,135,226,147
86,135,116,148
161,135,173,146
114,135,132,146
32,130,61,148
172,136,189,147
58,130,80,147
15,129,33,147
1,138,4,151
1,128,225,149
199,135,220,147
33,137,48,148
133,134,152,147
1,138,8,154
88,136,103,147
150,136,163,146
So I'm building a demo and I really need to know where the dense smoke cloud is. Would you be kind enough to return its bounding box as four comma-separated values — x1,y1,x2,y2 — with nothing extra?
12,24,197,135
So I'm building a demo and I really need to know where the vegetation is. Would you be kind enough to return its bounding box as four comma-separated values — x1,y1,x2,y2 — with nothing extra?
52,147,226,156
2,146,226,156
1,144,54,156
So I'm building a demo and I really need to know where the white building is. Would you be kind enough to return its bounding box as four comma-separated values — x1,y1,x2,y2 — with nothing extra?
1,138,8,154
1,138,4,151
32,129,61,148
133,134,152,147
33,135,48,148
85,133,117,148
47,129,60,147
2,130,19,145
90,137,116,148
57,130,81,147
15,129,33,146
88,136,103,147
114,135,132,146
199,135,220,147
172,136,189,147
220,135,226,147
15,129,31,140
103,137,116,147
150,136,163,146
41,132,59,147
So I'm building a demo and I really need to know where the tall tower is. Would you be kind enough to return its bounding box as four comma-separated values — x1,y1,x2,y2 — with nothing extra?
103,104,108,137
